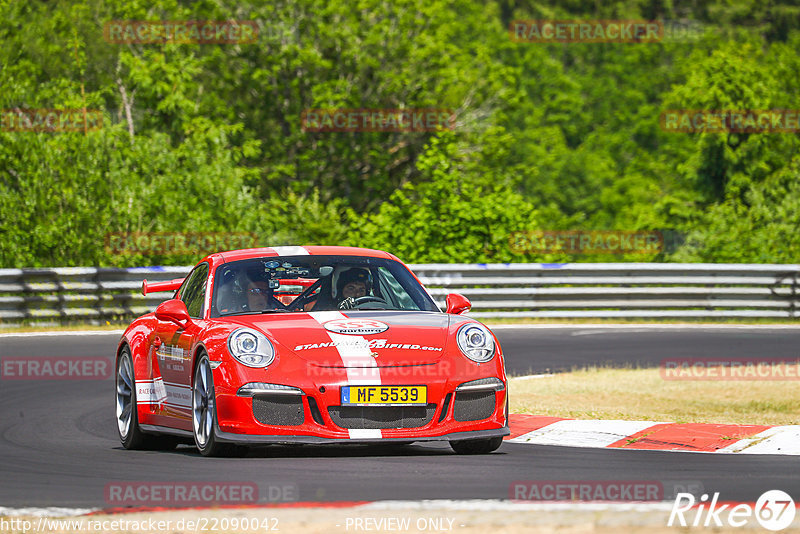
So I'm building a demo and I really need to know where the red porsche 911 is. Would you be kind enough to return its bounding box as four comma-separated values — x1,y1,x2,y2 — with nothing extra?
115,246,509,456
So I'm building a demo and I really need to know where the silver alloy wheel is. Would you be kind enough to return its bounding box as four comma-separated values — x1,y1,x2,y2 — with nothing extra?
115,353,133,439
192,357,214,448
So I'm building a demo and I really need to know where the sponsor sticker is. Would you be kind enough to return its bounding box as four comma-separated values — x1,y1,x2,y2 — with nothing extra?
323,319,389,335
294,338,442,352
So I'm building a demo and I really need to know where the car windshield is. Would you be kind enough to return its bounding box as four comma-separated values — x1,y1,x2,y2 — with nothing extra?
211,255,439,316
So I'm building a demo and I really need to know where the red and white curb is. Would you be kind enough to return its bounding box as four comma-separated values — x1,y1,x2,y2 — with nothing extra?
506,414,800,455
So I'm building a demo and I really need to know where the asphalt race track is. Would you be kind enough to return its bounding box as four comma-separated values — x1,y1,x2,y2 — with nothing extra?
1,326,799,508
496,325,800,375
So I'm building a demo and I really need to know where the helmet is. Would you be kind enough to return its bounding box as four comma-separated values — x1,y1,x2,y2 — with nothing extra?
337,267,371,297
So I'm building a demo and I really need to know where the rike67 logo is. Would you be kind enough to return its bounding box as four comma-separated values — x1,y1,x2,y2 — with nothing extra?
669,490,796,531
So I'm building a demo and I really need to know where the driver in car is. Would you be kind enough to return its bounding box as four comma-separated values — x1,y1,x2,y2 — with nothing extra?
336,268,371,309
245,275,285,312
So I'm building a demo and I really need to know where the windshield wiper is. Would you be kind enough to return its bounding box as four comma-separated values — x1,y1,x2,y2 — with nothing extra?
219,308,293,316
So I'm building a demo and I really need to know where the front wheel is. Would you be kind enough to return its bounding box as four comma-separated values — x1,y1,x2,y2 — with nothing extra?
450,436,503,455
192,353,244,457
115,348,178,450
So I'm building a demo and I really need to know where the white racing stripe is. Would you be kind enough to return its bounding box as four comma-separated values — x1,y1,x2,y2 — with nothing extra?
271,246,309,256
309,311,382,439
348,429,382,439
309,311,381,385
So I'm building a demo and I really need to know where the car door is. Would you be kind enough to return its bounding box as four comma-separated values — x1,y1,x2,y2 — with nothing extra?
149,262,209,425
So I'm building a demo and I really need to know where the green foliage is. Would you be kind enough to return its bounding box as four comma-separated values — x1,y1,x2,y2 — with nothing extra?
672,155,800,263
349,133,546,263
1,0,800,267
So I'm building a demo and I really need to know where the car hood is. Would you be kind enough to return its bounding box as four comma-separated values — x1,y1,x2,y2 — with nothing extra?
226,311,452,367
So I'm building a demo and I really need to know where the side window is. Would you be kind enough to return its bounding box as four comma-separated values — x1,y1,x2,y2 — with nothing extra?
377,267,420,310
179,263,209,318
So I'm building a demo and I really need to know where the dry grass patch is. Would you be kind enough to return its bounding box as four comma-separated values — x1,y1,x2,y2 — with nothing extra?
509,366,800,425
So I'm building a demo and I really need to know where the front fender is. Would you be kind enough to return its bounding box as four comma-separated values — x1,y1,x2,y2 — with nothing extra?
118,314,157,381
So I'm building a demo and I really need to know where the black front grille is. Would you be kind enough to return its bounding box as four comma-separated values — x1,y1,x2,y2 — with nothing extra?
252,395,304,426
439,393,453,422
453,391,495,422
306,396,325,426
328,404,436,429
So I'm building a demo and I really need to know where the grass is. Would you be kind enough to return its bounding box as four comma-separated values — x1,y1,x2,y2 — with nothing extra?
509,366,800,425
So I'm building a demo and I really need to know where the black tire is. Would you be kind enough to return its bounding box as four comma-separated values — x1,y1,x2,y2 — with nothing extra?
115,348,178,451
192,353,246,457
450,436,503,455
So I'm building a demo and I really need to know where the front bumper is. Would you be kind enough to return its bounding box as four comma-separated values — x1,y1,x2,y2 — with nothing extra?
214,424,509,444
212,355,509,442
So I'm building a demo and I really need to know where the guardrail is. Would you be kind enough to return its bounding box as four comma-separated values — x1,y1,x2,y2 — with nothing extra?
1,263,799,324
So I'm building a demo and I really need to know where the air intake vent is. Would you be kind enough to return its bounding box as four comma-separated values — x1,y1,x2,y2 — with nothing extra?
453,391,495,422
252,395,304,426
306,396,325,426
328,404,436,429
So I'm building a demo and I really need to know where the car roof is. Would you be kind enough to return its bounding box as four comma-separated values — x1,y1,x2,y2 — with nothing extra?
211,246,397,264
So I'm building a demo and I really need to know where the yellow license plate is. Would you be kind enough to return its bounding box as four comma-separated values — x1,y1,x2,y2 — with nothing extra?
341,385,427,406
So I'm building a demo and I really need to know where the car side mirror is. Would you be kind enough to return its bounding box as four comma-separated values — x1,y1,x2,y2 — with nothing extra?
155,299,192,327
445,293,471,315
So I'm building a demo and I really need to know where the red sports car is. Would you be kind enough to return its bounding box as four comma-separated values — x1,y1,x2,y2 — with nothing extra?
115,246,509,456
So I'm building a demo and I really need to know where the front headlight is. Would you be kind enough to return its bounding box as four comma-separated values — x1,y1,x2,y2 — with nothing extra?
227,328,275,368
456,323,496,363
